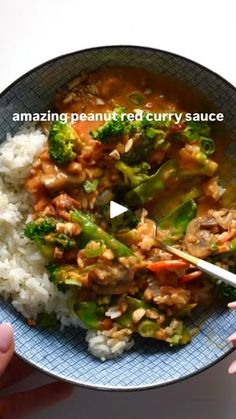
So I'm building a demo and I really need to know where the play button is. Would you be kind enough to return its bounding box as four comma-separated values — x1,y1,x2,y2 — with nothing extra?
110,201,128,219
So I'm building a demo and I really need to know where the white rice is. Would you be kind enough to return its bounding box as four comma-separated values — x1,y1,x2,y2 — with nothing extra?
0,128,132,359
105,306,122,319
86,330,134,361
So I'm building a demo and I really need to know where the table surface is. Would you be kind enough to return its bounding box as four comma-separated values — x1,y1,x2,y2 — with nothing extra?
1,0,235,418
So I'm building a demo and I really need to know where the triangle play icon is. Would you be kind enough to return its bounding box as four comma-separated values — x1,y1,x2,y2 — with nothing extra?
109,201,128,219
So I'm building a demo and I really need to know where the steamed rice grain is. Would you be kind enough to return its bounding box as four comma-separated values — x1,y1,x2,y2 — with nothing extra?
0,128,132,359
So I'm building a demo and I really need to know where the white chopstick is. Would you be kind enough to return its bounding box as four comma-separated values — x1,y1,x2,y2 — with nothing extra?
158,242,236,288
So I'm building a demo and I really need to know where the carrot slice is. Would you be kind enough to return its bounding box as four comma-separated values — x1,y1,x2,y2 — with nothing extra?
180,270,202,283
148,260,188,273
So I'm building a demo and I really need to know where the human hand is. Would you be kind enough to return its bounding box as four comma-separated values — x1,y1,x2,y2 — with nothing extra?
227,302,236,374
0,323,73,418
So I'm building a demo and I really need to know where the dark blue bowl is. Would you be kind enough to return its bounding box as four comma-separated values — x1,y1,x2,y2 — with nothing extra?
0,46,235,390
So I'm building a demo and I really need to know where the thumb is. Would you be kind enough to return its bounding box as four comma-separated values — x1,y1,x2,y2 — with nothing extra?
0,323,14,376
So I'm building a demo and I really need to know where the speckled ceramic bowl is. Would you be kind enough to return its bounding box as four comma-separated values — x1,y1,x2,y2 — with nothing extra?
0,46,236,390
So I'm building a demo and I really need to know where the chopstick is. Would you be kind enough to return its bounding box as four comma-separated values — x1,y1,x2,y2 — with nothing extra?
158,241,236,288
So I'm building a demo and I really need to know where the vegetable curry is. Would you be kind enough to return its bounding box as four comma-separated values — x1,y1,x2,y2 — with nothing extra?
24,66,236,347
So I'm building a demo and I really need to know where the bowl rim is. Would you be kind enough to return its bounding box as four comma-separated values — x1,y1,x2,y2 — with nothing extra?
1,44,235,97
0,44,235,391
15,346,234,392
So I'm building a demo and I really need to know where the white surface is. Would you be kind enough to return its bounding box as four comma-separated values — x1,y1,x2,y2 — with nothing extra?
110,201,128,218
1,0,236,418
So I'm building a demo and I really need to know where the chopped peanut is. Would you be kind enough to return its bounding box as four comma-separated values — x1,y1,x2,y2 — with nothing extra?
132,308,146,324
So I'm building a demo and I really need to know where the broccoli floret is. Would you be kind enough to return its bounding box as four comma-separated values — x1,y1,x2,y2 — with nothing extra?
123,117,169,165
47,262,83,290
214,280,236,302
44,232,77,250
24,218,77,258
90,107,131,142
24,218,55,258
83,179,99,194
90,107,172,162
122,136,154,165
208,253,236,301
184,121,211,140
24,217,56,239
221,284,236,301
90,107,158,144
47,262,59,282
48,121,78,165
115,161,150,187
174,121,211,142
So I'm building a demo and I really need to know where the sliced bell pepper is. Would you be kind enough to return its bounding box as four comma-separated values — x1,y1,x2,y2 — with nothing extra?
180,270,203,283
148,259,188,273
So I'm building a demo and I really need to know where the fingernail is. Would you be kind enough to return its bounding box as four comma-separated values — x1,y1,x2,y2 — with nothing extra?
229,360,236,374
227,332,236,343
228,302,236,309
0,323,13,353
